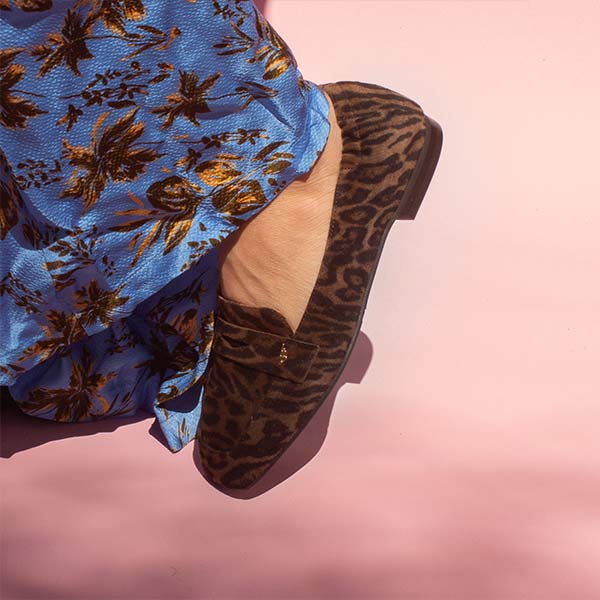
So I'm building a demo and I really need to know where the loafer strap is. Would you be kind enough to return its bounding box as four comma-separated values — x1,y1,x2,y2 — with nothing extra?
211,315,319,384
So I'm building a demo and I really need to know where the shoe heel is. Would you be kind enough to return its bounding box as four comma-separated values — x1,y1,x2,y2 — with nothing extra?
396,115,443,220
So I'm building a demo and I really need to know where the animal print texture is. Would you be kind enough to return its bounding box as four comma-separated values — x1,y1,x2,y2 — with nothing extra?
197,80,430,489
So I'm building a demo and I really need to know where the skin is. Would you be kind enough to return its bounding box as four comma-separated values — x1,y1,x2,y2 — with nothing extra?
217,90,343,334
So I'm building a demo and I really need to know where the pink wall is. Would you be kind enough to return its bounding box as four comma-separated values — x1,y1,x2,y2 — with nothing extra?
3,1,600,598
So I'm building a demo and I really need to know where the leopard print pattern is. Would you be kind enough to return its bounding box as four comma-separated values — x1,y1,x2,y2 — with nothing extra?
196,80,431,489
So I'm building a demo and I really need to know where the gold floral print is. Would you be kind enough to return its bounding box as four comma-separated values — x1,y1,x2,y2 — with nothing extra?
118,23,181,61
17,310,87,364
173,309,214,355
30,8,96,77
133,326,199,380
13,157,62,189
0,271,44,315
73,279,130,327
107,134,293,266
175,416,190,449
144,275,214,407
18,346,118,421
108,175,207,267
144,270,211,349
45,225,115,293
175,127,269,166
211,0,254,23
0,49,48,128
210,178,267,217
195,154,242,186
151,73,280,130
3,0,53,11
60,107,164,212
214,5,297,80
0,151,24,239
75,0,147,35
208,140,293,217
28,6,178,78
57,60,174,131
3,152,67,263
151,71,221,129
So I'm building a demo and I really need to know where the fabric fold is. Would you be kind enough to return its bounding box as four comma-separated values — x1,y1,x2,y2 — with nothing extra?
1,0,331,451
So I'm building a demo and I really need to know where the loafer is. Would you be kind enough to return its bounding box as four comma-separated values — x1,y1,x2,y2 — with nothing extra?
195,80,443,489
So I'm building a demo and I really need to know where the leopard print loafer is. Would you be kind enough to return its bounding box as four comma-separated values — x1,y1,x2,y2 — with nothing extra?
195,80,443,489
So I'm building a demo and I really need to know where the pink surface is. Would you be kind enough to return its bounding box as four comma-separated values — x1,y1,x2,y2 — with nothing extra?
2,1,600,598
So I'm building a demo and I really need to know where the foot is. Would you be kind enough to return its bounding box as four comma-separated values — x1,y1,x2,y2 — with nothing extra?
217,90,343,334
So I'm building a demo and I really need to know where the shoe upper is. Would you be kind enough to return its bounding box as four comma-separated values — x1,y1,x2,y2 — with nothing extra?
196,81,430,489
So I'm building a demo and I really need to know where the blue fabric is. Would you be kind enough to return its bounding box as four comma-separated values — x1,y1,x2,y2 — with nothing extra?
0,0,330,452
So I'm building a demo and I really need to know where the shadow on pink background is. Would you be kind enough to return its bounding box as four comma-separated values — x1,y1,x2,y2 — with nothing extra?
3,1,600,599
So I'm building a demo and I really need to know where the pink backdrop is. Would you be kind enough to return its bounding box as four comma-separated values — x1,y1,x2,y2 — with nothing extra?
3,1,600,598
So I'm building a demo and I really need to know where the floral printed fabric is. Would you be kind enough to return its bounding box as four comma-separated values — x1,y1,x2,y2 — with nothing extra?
0,0,330,452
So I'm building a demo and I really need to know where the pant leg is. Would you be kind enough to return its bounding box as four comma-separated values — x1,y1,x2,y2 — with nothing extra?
0,0,331,451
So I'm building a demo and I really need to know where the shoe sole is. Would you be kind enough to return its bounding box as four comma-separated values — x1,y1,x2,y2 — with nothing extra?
396,115,444,220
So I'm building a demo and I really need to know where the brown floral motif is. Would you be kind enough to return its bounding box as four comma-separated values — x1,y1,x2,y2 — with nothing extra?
57,61,174,131
73,279,130,327
0,180,21,239
174,127,269,172
151,70,221,128
17,310,87,364
210,178,267,218
75,0,146,35
0,271,44,315
211,0,254,24
169,138,293,237
195,154,242,186
118,24,181,61
171,309,214,356
138,272,214,406
207,140,293,219
29,6,178,78
4,1,53,11
133,325,199,382
29,8,96,77
235,80,280,109
156,77,279,124
214,4,297,80
0,49,48,128
19,218,64,251
14,157,63,189
108,175,207,267
18,0,53,10
0,156,62,254
0,149,24,239
144,267,211,348
106,322,139,356
60,106,164,213
173,417,190,447
17,346,118,421
45,225,114,292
